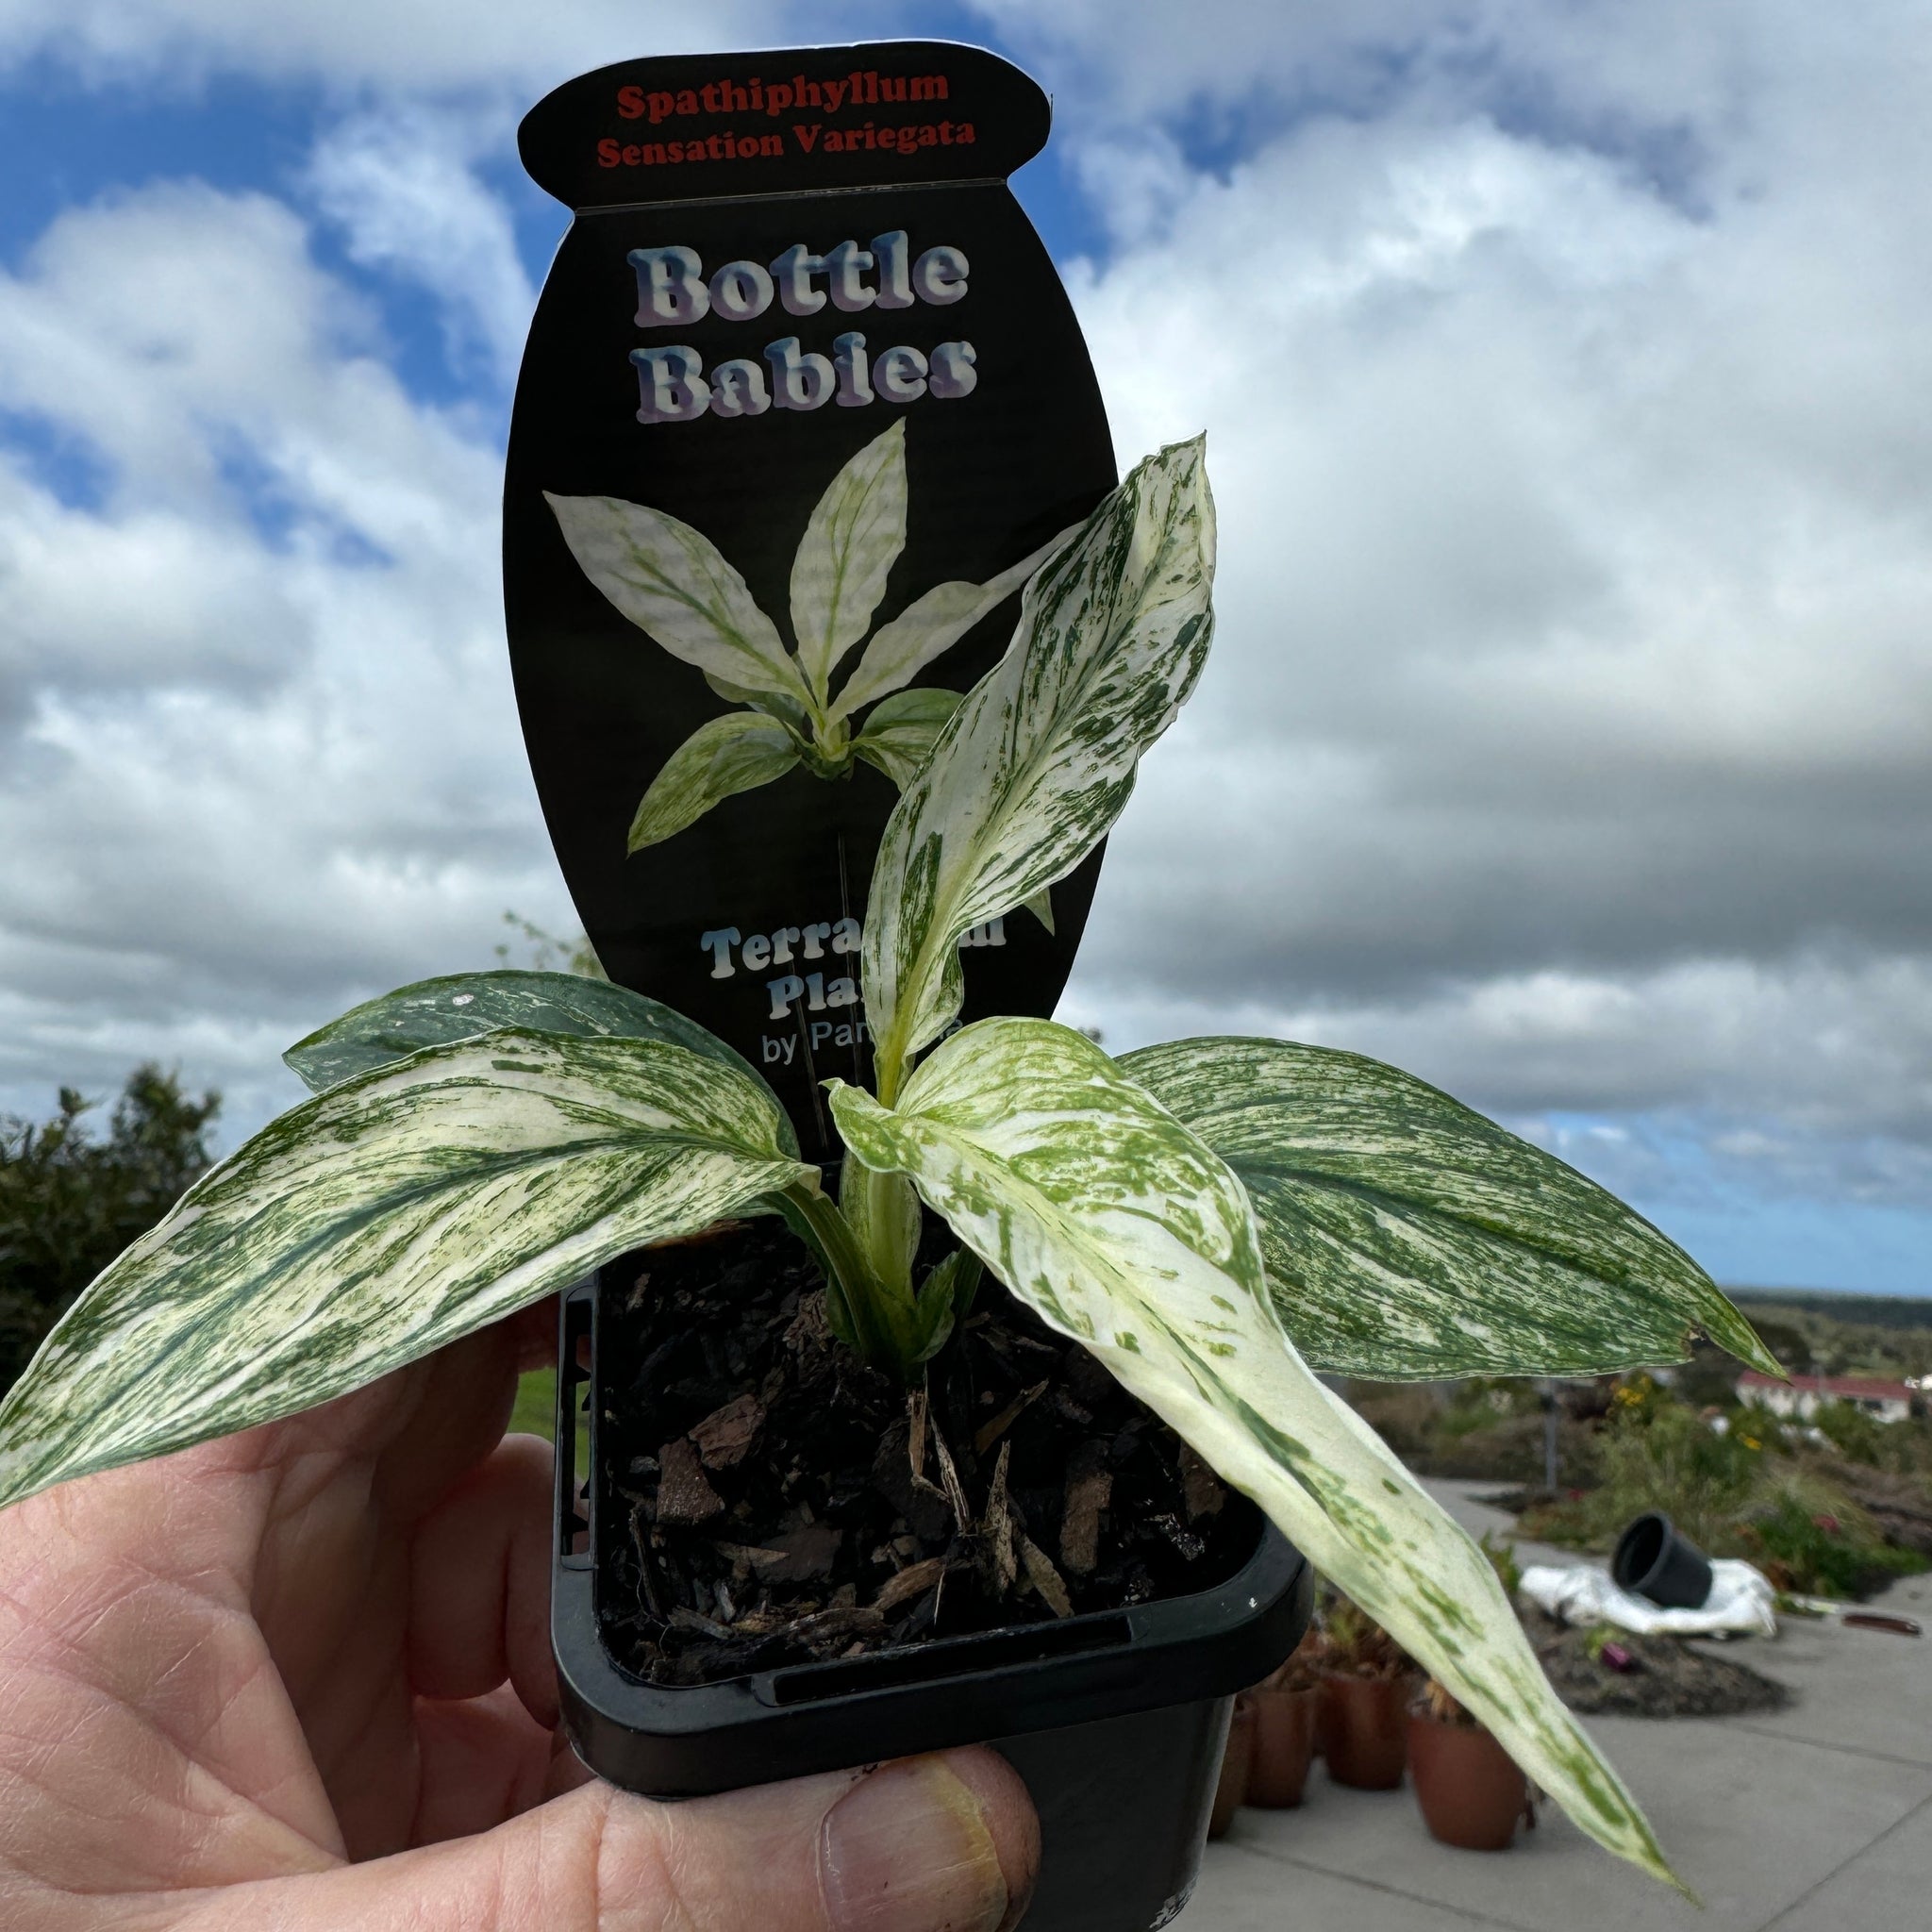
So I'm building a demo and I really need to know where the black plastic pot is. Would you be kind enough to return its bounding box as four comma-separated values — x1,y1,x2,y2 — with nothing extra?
1612,1511,1714,1608
552,1273,1312,1932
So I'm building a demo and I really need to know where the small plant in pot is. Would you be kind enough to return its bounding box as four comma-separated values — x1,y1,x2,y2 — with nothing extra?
1316,1593,1419,1790
1247,1629,1327,1808
1409,1678,1534,1852
1408,1534,1534,1850
0,437,1777,1909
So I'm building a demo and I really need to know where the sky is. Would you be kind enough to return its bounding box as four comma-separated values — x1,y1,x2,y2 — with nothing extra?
0,1,1928,1296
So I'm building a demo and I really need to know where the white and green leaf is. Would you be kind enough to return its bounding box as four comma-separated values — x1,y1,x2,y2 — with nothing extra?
791,419,908,702
828,525,1081,724
0,1030,817,1511
828,1017,1678,1890
850,687,965,790
546,491,811,708
1123,1037,1776,1382
704,670,811,736
628,710,803,853
861,440,1216,1101
284,970,791,1150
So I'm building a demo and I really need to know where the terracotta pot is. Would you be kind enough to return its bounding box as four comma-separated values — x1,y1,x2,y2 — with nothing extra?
1319,1673,1413,1790
1407,1712,1528,1851
1208,1693,1257,1839
1248,1686,1317,1807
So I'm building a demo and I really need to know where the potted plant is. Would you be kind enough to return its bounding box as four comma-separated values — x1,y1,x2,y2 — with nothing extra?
1316,1594,1418,1790
1248,1630,1326,1807
1408,1678,1534,1851
0,436,1774,1911
1408,1533,1534,1849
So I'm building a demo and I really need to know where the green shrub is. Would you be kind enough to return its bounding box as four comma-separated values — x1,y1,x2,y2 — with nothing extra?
1811,1398,1890,1468
1594,1399,1767,1551
1522,1399,1769,1551
1479,1529,1523,1596
1519,1395,1929,1599
0,1070,219,1396
1727,1403,1793,1457
1743,1489,1926,1598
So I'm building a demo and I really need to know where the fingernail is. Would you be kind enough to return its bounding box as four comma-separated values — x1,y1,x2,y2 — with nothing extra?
820,1757,1015,1932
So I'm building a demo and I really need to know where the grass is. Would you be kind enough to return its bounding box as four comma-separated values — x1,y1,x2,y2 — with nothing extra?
509,1364,591,1475
510,1366,559,1438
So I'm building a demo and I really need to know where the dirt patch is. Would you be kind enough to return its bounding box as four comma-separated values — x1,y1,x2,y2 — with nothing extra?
593,1216,1262,1686
1523,1607,1791,1718
1832,1464,1932,1560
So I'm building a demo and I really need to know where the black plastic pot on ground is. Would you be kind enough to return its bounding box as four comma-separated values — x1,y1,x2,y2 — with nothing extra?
552,1274,1314,1932
1612,1511,1714,1608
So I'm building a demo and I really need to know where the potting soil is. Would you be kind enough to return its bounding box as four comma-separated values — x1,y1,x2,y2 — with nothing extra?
594,1218,1261,1685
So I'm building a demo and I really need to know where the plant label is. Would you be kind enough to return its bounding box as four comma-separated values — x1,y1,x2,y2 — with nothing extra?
506,42,1116,1158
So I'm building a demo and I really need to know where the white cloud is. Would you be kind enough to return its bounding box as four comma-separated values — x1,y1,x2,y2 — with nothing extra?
305,104,537,388
0,0,790,91
1042,7,1932,1217
1071,954,1932,1185
1,2,1928,1287
0,181,570,1132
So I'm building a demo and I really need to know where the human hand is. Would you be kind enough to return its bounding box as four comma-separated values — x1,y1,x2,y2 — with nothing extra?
0,1303,1038,1930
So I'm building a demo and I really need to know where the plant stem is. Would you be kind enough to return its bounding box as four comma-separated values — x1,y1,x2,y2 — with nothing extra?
774,1181,901,1368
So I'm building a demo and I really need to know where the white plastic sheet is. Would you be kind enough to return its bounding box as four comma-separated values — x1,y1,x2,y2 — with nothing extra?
1519,1558,1778,1638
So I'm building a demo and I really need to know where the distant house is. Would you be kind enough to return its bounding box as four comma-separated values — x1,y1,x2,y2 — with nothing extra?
1737,1371,1915,1425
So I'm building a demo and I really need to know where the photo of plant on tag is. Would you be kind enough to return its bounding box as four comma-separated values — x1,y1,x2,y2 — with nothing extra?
505,43,1117,1158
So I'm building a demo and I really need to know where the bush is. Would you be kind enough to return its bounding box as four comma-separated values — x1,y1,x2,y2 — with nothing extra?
1742,1487,1927,1598
1,1069,219,1396
1520,1397,1930,1599
1811,1398,1890,1468
1597,1400,1769,1551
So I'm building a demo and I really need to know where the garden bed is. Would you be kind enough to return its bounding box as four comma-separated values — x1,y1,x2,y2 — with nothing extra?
1523,1607,1791,1718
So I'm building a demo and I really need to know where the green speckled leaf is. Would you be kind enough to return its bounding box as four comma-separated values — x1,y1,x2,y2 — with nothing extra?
0,1030,815,1510
284,971,790,1150
702,671,811,738
828,1017,1677,1889
828,525,1079,724
545,491,811,708
850,687,964,790
861,440,1215,1101
1122,1037,1775,1380
791,419,907,702
628,709,802,852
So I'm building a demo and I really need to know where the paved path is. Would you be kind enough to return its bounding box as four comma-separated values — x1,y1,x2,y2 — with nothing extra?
1191,1480,1932,1932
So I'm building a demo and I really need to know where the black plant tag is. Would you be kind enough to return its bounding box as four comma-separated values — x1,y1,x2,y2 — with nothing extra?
505,42,1116,1158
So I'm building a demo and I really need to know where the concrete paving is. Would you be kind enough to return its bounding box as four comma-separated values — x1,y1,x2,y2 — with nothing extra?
1188,1480,1932,1932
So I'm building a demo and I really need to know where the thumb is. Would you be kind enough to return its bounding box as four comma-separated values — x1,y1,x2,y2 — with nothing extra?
187,1748,1039,1932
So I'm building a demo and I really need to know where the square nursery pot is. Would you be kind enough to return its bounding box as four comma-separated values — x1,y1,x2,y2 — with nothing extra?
551,1266,1313,1932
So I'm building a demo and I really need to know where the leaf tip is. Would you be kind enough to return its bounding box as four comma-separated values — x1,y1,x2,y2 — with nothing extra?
1700,1288,1785,1379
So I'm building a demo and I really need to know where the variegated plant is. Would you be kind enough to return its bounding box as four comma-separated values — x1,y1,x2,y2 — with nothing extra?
0,436,1776,1892
547,417,1073,861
